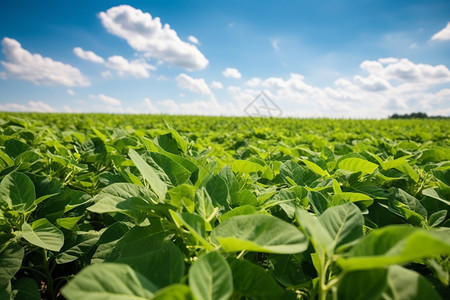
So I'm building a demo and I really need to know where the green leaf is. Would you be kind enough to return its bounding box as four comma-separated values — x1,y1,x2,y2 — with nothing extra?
165,122,188,153
55,232,100,264
188,251,233,300
212,214,308,254
338,226,450,271
338,158,378,174
0,242,24,286
0,172,35,213
320,202,364,251
5,139,32,158
128,148,167,200
61,263,157,300
147,152,191,186
228,258,285,300
231,160,265,173
302,159,329,177
296,203,364,255
429,210,447,227
152,284,194,300
11,277,40,300
332,192,374,207
169,210,214,250
21,219,64,251
91,222,132,264
117,242,184,289
338,265,443,300
422,188,450,207
384,265,442,300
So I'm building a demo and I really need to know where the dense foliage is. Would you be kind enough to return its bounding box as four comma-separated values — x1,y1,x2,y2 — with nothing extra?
0,113,449,300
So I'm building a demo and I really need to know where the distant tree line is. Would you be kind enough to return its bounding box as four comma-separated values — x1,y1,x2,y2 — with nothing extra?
389,112,449,119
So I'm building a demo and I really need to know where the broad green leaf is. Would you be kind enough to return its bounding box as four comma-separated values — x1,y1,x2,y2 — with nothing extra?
152,284,194,300
4,139,32,158
280,160,305,186
147,152,191,186
338,158,378,174
212,214,308,254
206,175,230,210
0,172,35,213
302,159,329,177
61,263,157,300
429,210,447,227
296,203,364,255
169,210,214,250
0,242,24,286
11,277,40,300
228,258,285,300
91,222,132,264
422,188,450,207
115,242,185,289
338,226,450,271
55,232,100,264
295,208,332,258
384,265,442,300
219,205,258,223
165,122,188,153
168,184,196,210
188,251,233,300
107,225,184,289
21,219,64,251
320,202,364,251
332,192,374,207
231,160,265,173
128,148,167,200
88,183,158,221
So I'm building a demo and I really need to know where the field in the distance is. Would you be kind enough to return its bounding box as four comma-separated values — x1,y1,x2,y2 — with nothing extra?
0,113,449,300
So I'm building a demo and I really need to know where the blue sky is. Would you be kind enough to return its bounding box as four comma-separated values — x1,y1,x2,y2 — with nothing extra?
1,0,449,117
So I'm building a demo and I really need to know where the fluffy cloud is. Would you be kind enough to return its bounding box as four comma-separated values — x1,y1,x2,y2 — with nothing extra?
431,22,450,41
99,5,208,71
105,55,155,78
157,98,239,116
236,58,450,118
176,73,211,95
211,81,223,89
359,58,450,86
1,37,90,86
188,35,199,44
223,68,242,79
67,89,75,96
89,94,121,106
73,47,105,63
0,100,56,112
142,98,160,113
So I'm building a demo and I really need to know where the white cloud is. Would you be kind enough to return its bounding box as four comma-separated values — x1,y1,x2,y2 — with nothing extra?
0,100,56,112
73,47,105,63
353,74,391,91
89,94,121,106
142,98,160,113
105,55,155,78
431,22,450,41
157,98,239,116
232,58,450,118
211,81,223,89
223,68,242,79
67,89,75,96
1,37,90,86
271,39,279,51
188,35,199,44
176,73,211,95
101,70,113,78
99,5,208,71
